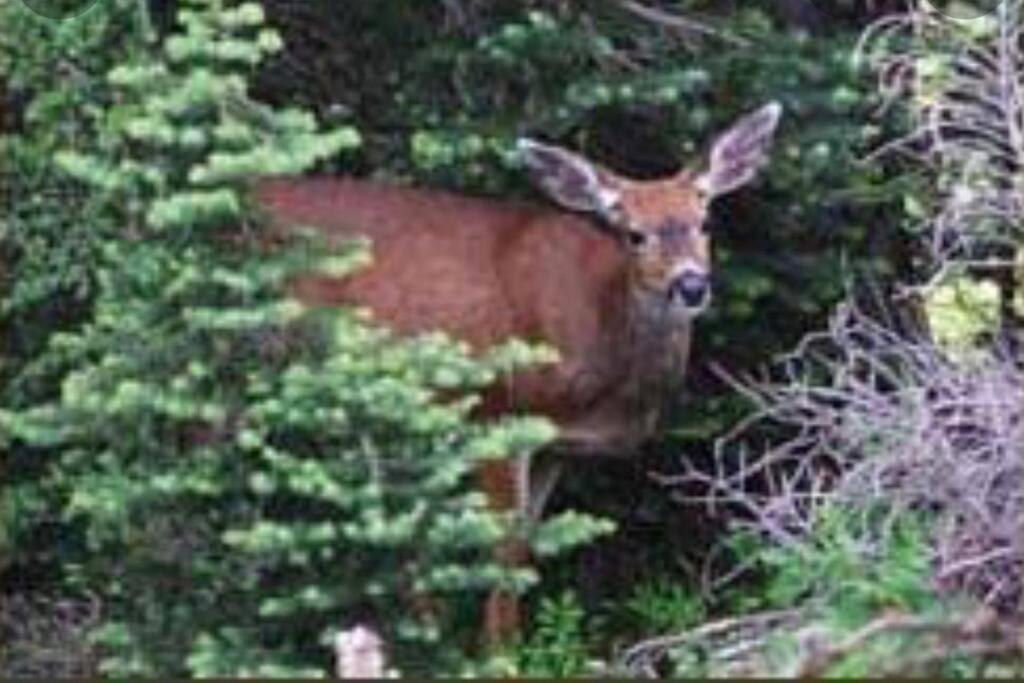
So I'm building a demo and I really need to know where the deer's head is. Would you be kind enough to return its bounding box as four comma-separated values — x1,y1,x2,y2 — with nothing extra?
519,102,781,321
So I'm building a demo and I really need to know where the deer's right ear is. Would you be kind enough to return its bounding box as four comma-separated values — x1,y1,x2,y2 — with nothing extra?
517,138,621,215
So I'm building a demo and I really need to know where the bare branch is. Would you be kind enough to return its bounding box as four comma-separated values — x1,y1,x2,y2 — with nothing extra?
616,0,749,47
858,0,1024,271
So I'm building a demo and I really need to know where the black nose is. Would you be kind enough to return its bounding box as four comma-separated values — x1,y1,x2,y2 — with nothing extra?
671,271,710,308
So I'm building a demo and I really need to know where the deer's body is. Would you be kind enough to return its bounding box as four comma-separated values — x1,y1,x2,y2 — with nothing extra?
252,102,782,645
257,177,690,455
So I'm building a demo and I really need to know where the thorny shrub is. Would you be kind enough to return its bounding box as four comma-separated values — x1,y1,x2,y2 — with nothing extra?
669,301,1022,616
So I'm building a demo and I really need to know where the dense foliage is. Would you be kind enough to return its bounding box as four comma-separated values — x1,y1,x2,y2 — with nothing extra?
1,0,605,676
2,0,1022,678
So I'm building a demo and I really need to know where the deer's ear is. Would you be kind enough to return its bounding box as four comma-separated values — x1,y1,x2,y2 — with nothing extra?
696,101,782,199
517,138,622,215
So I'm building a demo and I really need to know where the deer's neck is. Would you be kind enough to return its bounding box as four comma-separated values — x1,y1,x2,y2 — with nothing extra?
604,283,693,437
625,289,692,385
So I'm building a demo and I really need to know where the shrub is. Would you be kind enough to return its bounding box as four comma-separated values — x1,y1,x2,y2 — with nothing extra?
517,590,592,678
620,579,705,637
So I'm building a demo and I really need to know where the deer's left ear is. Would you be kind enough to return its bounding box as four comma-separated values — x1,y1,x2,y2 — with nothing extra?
696,101,782,199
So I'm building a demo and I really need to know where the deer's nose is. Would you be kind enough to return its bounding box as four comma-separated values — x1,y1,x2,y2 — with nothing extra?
671,271,710,308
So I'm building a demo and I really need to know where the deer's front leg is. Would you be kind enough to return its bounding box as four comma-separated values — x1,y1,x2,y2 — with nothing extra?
475,457,529,649
474,450,564,649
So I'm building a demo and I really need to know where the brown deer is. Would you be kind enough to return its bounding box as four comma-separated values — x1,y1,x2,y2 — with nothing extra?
253,101,781,646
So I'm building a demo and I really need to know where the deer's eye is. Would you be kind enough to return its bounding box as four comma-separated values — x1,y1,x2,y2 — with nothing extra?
626,230,649,248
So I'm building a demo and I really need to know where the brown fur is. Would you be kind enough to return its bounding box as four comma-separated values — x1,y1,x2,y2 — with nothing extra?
255,177,699,441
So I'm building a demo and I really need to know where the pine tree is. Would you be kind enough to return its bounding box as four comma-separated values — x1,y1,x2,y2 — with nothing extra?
3,0,610,675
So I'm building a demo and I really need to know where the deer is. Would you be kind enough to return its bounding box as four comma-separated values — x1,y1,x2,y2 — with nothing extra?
253,101,782,647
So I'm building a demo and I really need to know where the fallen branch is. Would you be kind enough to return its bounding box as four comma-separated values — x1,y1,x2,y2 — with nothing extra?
616,609,804,677
795,608,1023,678
619,606,1023,678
